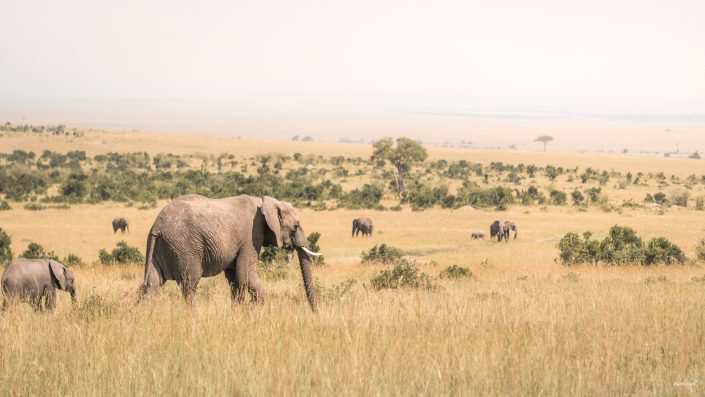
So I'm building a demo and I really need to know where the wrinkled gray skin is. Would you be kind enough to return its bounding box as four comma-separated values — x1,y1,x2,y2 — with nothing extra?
141,194,317,311
112,217,129,233
490,221,518,242
352,217,374,237
1,258,77,311
471,231,486,239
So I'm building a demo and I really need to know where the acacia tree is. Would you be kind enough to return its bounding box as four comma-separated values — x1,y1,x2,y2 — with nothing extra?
535,135,554,152
371,137,427,194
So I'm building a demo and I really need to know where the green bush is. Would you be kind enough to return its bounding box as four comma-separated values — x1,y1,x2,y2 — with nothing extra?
439,265,474,279
0,227,12,266
99,241,144,265
63,253,85,267
571,190,585,206
307,232,324,266
361,244,404,264
643,237,686,265
338,184,384,209
20,242,59,260
599,225,644,265
670,190,689,207
370,260,436,290
558,225,686,266
24,202,46,211
557,232,601,265
0,200,10,211
549,189,567,205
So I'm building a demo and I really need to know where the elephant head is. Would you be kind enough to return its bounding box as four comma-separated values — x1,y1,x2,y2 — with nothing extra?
48,260,77,303
262,196,319,311
490,220,502,241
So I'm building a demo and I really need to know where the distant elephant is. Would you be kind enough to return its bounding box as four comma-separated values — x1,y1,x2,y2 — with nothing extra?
490,220,518,242
112,217,129,233
352,217,374,237
2,258,77,311
471,231,486,239
141,194,320,311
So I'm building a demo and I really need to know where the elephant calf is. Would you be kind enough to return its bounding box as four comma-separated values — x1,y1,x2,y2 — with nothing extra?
471,231,486,239
2,258,77,311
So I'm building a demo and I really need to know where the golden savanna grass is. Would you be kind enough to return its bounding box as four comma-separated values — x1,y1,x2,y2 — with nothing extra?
1,129,705,395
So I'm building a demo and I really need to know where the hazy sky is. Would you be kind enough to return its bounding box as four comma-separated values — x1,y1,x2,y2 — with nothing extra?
1,0,704,116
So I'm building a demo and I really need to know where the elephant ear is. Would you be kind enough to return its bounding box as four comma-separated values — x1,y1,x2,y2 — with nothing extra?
48,260,67,290
262,196,283,247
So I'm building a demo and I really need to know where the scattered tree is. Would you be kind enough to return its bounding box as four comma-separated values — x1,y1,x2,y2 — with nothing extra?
371,137,427,194
535,135,554,152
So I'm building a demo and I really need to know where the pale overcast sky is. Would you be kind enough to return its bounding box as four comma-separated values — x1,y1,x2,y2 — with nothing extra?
1,0,704,116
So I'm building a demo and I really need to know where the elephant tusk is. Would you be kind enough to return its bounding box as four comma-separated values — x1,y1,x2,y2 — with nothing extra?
300,247,322,256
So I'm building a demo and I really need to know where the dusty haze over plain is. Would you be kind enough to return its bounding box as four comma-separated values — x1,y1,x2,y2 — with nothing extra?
1,0,704,151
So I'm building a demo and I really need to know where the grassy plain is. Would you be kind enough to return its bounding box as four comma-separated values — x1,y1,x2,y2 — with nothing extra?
1,129,705,395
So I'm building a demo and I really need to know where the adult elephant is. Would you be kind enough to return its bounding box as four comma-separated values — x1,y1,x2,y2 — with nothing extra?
112,217,129,234
2,258,77,311
140,194,320,311
490,220,518,242
352,217,374,237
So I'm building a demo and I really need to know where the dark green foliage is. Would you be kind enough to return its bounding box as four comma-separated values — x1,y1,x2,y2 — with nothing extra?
370,260,436,290
20,242,59,260
62,253,85,267
60,171,88,202
599,226,644,265
0,227,12,265
571,190,585,206
653,192,668,204
0,200,11,210
456,182,515,209
24,203,46,211
558,226,686,266
643,237,686,265
339,184,384,209
549,189,567,205
361,244,404,264
439,265,474,279
99,241,144,265
307,232,324,266
403,182,449,210
557,232,601,265
585,187,603,203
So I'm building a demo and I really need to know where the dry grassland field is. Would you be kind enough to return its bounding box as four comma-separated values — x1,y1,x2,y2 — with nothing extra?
1,128,704,395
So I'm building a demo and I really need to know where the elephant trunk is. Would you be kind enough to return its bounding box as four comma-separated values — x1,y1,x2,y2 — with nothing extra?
69,288,77,304
296,247,317,312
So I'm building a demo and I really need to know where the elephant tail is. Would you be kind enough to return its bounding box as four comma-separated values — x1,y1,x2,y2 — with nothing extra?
140,229,161,298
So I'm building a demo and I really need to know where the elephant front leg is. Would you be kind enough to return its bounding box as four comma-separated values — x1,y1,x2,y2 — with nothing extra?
236,254,265,304
224,268,246,303
45,287,57,312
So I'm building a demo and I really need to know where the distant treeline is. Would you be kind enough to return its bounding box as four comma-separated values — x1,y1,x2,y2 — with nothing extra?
1,148,705,211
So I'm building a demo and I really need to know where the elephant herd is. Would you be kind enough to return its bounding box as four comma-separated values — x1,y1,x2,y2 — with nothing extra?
2,194,322,312
2,193,518,313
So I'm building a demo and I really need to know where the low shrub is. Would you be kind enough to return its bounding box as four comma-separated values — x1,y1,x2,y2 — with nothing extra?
558,225,687,266
307,232,324,266
697,239,705,262
24,203,46,211
62,253,85,267
99,241,144,265
370,260,436,290
0,227,12,266
439,265,474,279
549,189,567,205
0,200,11,211
20,242,59,260
643,237,686,265
361,244,404,264
316,278,357,302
